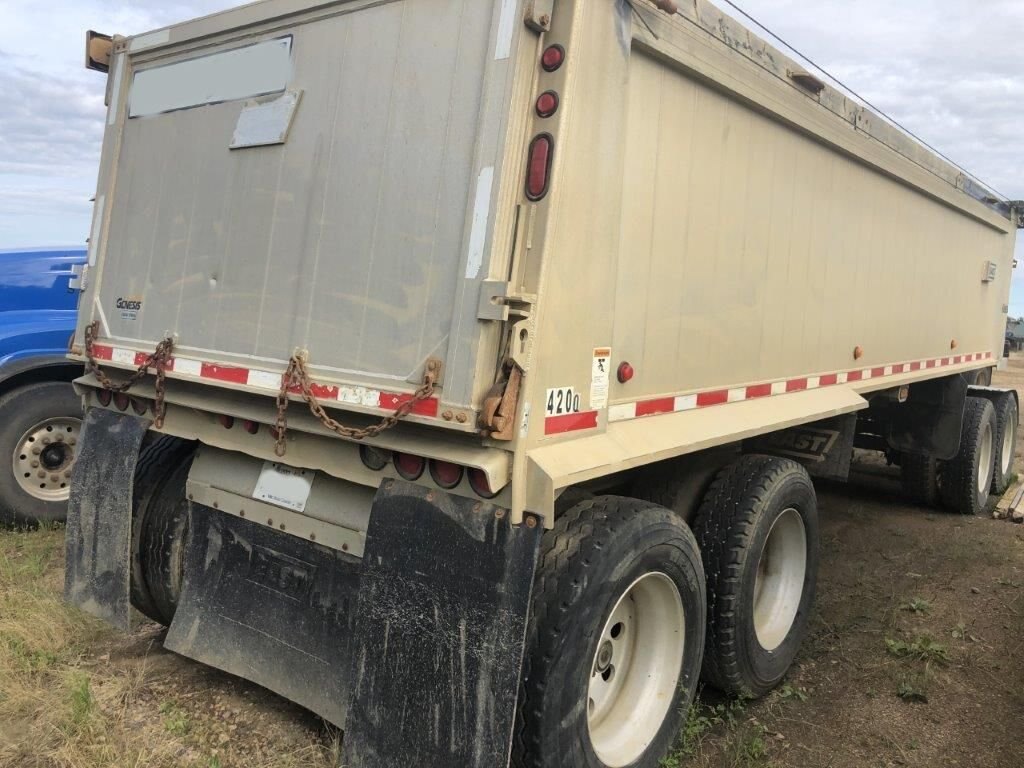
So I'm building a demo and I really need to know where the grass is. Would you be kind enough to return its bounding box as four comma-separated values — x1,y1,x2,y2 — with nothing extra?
661,694,777,767
884,636,950,664
902,597,931,615
0,525,341,768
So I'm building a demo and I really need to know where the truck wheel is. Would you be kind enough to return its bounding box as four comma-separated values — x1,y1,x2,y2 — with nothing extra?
513,497,706,768
901,453,940,506
941,397,996,515
991,396,1018,494
131,435,197,625
974,367,993,387
693,455,819,698
0,382,82,527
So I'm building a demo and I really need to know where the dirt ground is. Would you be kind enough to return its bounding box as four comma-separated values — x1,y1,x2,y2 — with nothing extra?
2,363,1023,768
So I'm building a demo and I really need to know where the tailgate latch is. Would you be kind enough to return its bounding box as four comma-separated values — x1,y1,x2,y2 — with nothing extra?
480,360,522,441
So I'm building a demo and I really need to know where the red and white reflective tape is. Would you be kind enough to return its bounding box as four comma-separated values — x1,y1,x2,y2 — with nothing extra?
88,345,440,418
545,351,993,435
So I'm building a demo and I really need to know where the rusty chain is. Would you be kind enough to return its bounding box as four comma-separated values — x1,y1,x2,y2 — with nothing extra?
83,320,176,429
275,354,441,457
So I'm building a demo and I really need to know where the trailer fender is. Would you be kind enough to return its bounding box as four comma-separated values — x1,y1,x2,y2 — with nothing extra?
64,407,149,629
342,480,543,768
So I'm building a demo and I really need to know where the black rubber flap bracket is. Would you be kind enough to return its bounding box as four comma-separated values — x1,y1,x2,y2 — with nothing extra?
64,408,149,630
341,480,543,768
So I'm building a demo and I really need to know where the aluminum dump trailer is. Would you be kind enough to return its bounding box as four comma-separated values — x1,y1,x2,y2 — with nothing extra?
67,2,1022,766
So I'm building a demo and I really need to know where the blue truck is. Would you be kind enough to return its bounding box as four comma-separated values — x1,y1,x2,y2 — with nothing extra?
0,246,88,525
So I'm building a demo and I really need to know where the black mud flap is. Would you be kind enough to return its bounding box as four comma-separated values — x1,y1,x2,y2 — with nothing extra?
341,480,542,768
65,408,149,630
164,504,361,727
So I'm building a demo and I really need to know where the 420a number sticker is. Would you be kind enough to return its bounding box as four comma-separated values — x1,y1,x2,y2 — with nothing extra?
546,387,581,417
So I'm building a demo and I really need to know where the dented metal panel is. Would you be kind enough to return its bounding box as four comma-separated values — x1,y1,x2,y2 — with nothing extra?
84,0,524,414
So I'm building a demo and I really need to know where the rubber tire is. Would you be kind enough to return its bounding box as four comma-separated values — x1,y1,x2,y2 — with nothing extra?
901,453,940,507
512,497,706,768
991,395,1018,495
940,396,996,516
974,367,993,387
0,382,82,527
130,435,197,625
693,455,819,699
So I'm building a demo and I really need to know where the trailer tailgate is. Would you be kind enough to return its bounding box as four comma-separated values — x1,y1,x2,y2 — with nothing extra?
86,0,518,414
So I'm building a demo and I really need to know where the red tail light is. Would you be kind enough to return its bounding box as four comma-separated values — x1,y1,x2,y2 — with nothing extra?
97,389,112,407
430,460,463,489
218,415,235,429
536,91,559,118
243,420,259,435
526,135,554,201
113,393,130,411
360,445,391,471
542,44,565,72
131,398,148,416
468,468,499,499
394,453,425,481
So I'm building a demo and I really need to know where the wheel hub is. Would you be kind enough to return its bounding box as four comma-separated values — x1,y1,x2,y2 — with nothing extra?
587,572,685,768
753,508,807,652
12,417,82,502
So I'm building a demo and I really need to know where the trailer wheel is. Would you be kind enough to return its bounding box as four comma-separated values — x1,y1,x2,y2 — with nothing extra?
901,453,940,506
131,435,197,625
693,455,819,698
940,396,996,515
0,382,82,527
513,497,705,768
991,395,1017,495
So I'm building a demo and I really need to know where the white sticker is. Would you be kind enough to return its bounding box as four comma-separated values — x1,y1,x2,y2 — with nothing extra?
112,348,136,364
253,461,314,513
546,387,581,417
591,347,611,410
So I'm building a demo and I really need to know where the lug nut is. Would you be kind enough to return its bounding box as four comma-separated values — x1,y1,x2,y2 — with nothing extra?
50,474,60,483
55,435,64,442
31,461,39,468
42,437,51,445
37,471,46,479
68,438,76,446
32,447,41,455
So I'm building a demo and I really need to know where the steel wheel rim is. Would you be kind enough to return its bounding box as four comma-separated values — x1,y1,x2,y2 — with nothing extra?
1001,416,1016,476
753,508,807,652
977,421,994,495
12,417,81,501
587,572,685,767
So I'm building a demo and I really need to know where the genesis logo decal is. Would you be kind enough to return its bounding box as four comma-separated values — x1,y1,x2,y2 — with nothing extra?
115,296,143,321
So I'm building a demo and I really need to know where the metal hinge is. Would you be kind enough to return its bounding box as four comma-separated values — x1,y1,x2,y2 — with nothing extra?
69,264,89,292
524,0,555,32
477,281,536,322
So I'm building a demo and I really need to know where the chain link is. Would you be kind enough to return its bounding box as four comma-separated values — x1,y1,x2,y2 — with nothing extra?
275,354,440,457
83,320,176,429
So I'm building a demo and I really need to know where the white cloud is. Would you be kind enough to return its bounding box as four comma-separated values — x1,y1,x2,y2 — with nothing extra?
1,0,1022,310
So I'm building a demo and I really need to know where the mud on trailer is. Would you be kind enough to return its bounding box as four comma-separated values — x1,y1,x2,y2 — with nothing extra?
68,1,1021,766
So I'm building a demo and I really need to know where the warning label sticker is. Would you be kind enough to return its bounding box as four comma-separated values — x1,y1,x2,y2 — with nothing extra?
591,347,611,410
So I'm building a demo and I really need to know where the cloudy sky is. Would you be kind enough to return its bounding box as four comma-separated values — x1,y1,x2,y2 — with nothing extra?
2,0,1022,309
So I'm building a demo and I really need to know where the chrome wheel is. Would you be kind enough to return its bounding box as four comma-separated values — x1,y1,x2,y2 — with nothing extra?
12,417,81,501
753,508,807,652
977,420,994,496
587,572,685,768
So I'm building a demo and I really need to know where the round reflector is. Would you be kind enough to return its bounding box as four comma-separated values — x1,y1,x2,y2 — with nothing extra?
536,90,559,118
97,389,112,407
430,460,464,489
468,468,499,499
360,445,391,472
113,393,130,412
542,44,565,72
394,453,425,481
